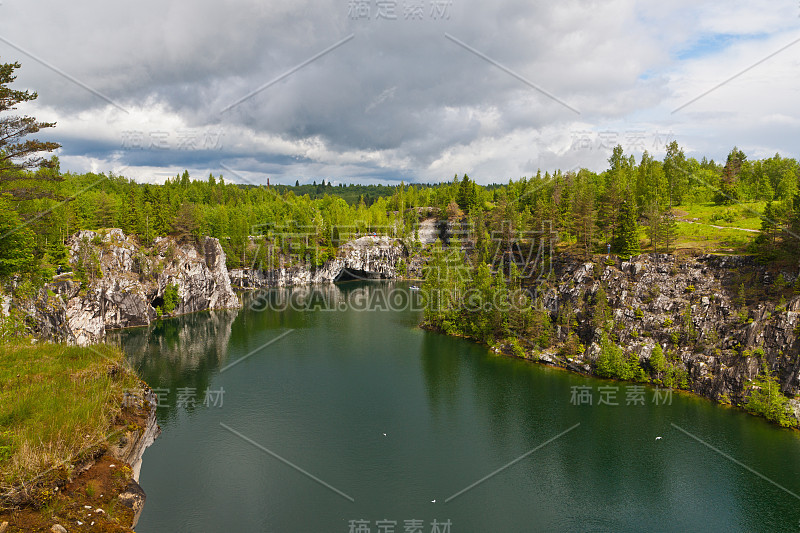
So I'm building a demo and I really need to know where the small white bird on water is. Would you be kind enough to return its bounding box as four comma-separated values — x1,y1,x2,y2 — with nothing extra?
383,433,387,437
655,436,662,440
431,499,436,503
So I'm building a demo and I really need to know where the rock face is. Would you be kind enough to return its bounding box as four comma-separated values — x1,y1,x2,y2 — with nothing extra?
539,253,800,423
230,235,406,288
110,388,160,528
34,229,240,345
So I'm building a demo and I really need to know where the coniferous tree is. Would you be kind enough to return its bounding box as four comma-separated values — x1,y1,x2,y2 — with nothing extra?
172,202,199,243
663,141,688,207
717,147,747,204
643,200,663,254
0,61,61,194
660,209,678,254
612,200,640,259
0,198,36,277
755,201,779,252
745,357,794,427
784,192,800,257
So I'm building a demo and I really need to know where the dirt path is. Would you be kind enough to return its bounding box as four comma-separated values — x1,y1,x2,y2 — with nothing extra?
681,219,760,233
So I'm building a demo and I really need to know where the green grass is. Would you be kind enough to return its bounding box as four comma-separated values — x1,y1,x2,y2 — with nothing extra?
673,221,753,252
0,343,138,488
677,201,766,231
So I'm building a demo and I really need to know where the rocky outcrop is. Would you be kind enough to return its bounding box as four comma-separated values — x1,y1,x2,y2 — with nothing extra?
230,235,406,288
538,252,800,423
33,229,240,345
110,389,160,528
110,390,161,482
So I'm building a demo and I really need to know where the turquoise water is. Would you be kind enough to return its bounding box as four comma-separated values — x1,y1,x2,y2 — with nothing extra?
111,282,800,532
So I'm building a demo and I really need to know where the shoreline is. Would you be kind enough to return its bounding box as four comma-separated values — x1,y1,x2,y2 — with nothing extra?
419,321,800,432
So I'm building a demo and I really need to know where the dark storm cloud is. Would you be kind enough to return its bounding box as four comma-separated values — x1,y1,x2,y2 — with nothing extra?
1,0,798,182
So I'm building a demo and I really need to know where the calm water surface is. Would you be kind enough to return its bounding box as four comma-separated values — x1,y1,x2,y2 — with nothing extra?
110,282,800,532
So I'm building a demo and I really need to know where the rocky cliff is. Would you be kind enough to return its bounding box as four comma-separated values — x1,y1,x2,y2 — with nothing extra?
538,252,800,424
34,229,240,345
109,388,161,528
230,235,407,288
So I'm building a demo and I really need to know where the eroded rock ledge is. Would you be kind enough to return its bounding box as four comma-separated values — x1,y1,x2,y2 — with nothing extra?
229,235,407,288
33,229,241,345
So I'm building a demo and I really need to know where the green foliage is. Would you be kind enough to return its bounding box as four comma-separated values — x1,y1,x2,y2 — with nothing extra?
73,237,102,283
681,305,696,344
776,295,787,313
507,337,525,358
773,272,787,293
745,358,795,427
0,199,36,278
455,174,478,213
612,200,641,259
0,60,60,182
0,308,28,342
735,282,747,308
595,333,646,381
737,309,749,325
649,344,666,379
163,283,179,314
591,287,611,331
661,362,689,390
421,240,551,351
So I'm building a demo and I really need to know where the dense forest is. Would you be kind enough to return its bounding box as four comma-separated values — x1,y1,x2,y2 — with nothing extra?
2,142,800,284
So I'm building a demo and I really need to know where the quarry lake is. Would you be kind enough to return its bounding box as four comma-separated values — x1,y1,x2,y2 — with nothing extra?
110,282,800,532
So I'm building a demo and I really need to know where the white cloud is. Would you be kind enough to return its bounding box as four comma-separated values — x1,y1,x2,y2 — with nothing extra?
2,0,799,184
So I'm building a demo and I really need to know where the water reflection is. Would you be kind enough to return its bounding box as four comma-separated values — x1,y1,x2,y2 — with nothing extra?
108,308,239,423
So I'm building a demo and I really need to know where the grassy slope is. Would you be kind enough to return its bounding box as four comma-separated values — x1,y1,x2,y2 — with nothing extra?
0,343,139,489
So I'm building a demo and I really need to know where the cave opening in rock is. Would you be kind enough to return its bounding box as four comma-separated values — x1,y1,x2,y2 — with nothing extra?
151,296,164,310
334,268,384,282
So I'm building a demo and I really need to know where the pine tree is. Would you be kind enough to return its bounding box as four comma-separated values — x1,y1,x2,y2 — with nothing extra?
643,200,663,253
745,357,794,427
660,209,678,254
171,202,198,243
573,184,596,259
0,198,36,277
591,286,611,331
649,344,666,383
612,200,640,259
717,147,746,205
120,189,139,235
456,174,477,213
755,201,780,258
663,141,688,206
0,61,61,194
784,192,800,257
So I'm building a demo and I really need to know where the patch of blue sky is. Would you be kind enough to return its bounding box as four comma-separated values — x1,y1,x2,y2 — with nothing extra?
675,32,771,61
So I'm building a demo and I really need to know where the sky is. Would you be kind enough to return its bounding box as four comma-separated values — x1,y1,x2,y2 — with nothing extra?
1,0,799,185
